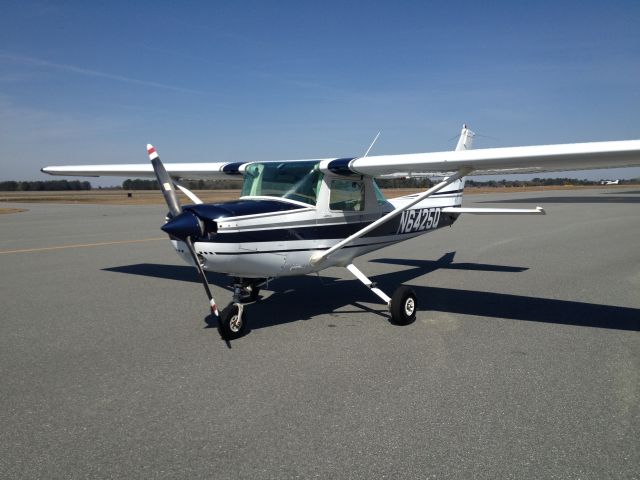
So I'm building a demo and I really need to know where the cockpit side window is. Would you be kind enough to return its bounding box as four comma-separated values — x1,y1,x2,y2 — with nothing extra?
241,164,265,197
329,180,365,211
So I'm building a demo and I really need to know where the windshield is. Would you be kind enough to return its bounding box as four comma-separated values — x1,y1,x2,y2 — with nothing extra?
241,161,323,206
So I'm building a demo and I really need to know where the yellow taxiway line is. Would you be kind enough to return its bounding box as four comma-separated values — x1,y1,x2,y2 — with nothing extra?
0,237,166,255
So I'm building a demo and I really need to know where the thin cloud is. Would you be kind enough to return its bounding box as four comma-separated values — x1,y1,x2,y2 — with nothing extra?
0,52,206,94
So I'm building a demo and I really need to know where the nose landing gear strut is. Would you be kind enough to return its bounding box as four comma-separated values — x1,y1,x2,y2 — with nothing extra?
218,278,266,340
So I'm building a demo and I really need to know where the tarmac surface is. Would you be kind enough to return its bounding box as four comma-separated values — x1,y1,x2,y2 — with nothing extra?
1,188,638,479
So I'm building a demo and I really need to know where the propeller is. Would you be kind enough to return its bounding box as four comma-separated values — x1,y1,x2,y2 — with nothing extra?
147,144,220,317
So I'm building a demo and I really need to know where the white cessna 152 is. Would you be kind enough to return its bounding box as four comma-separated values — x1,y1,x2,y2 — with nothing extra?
42,126,640,339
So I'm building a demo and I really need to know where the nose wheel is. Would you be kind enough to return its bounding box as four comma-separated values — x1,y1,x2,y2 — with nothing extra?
219,303,247,340
217,278,267,340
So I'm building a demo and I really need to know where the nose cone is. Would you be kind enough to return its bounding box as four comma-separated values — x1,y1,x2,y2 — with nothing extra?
161,211,203,239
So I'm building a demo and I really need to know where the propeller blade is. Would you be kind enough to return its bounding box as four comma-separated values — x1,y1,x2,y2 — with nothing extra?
147,144,218,316
148,144,181,218
184,236,219,316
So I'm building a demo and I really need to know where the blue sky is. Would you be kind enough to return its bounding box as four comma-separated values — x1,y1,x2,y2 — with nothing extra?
1,0,639,184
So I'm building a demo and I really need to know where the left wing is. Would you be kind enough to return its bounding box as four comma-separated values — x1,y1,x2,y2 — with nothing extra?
41,157,332,180
42,161,243,180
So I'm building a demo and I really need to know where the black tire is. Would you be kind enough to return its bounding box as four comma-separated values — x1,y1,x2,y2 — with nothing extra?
390,286,417,325
219,303,247,340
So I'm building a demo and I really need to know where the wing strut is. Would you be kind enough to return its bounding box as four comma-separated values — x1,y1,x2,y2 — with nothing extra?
310,167,473,266
346,263,391,304
174,181,204,204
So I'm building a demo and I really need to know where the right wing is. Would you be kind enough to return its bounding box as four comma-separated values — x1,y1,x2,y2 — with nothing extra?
348,139,640,177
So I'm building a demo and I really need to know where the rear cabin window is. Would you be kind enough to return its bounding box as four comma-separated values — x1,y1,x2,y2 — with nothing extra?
330,180,365,211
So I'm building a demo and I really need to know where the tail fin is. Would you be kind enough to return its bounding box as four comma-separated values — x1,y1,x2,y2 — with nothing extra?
455,124,475,151
439,124,474,204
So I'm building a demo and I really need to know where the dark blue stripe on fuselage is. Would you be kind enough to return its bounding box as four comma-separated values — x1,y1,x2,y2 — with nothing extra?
206,239,397,255
205,212,458,243
402,189,464,197
185,199,304,221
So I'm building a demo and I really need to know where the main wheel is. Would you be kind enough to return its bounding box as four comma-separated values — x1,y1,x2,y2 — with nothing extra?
390,286,417,325
219,303,247,340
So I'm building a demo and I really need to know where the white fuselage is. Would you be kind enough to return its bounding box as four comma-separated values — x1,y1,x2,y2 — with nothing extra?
170,174,464,278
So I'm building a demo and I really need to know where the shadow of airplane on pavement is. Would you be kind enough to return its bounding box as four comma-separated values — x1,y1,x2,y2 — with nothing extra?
370,251,528,274
104,251,639,334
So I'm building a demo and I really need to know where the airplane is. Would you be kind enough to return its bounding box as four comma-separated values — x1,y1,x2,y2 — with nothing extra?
601,179,620,185
42,126,640,339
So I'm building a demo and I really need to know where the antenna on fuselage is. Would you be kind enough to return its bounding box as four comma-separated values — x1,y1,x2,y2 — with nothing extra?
363,131,381,158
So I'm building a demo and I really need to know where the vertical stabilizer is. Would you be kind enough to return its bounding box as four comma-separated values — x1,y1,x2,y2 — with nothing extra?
455,124,475,151
438,124,474,204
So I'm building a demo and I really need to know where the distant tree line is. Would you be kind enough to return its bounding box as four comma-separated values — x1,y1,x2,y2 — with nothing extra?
122,178,243,190
376,177,434,189
375,177,638,189
120,176,638,190
122,177,433,190
122,179,159,190
3,176,635,192
0,180,92,191
465,177,635,187
377,177,638,188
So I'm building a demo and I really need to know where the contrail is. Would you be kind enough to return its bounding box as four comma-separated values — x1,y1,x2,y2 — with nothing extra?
0,52,205,94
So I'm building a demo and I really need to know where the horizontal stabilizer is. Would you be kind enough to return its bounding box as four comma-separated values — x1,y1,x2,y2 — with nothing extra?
442,206,546,215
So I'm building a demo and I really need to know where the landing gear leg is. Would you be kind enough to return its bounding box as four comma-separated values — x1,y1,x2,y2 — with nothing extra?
244,278,267,302
345,263,417,325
